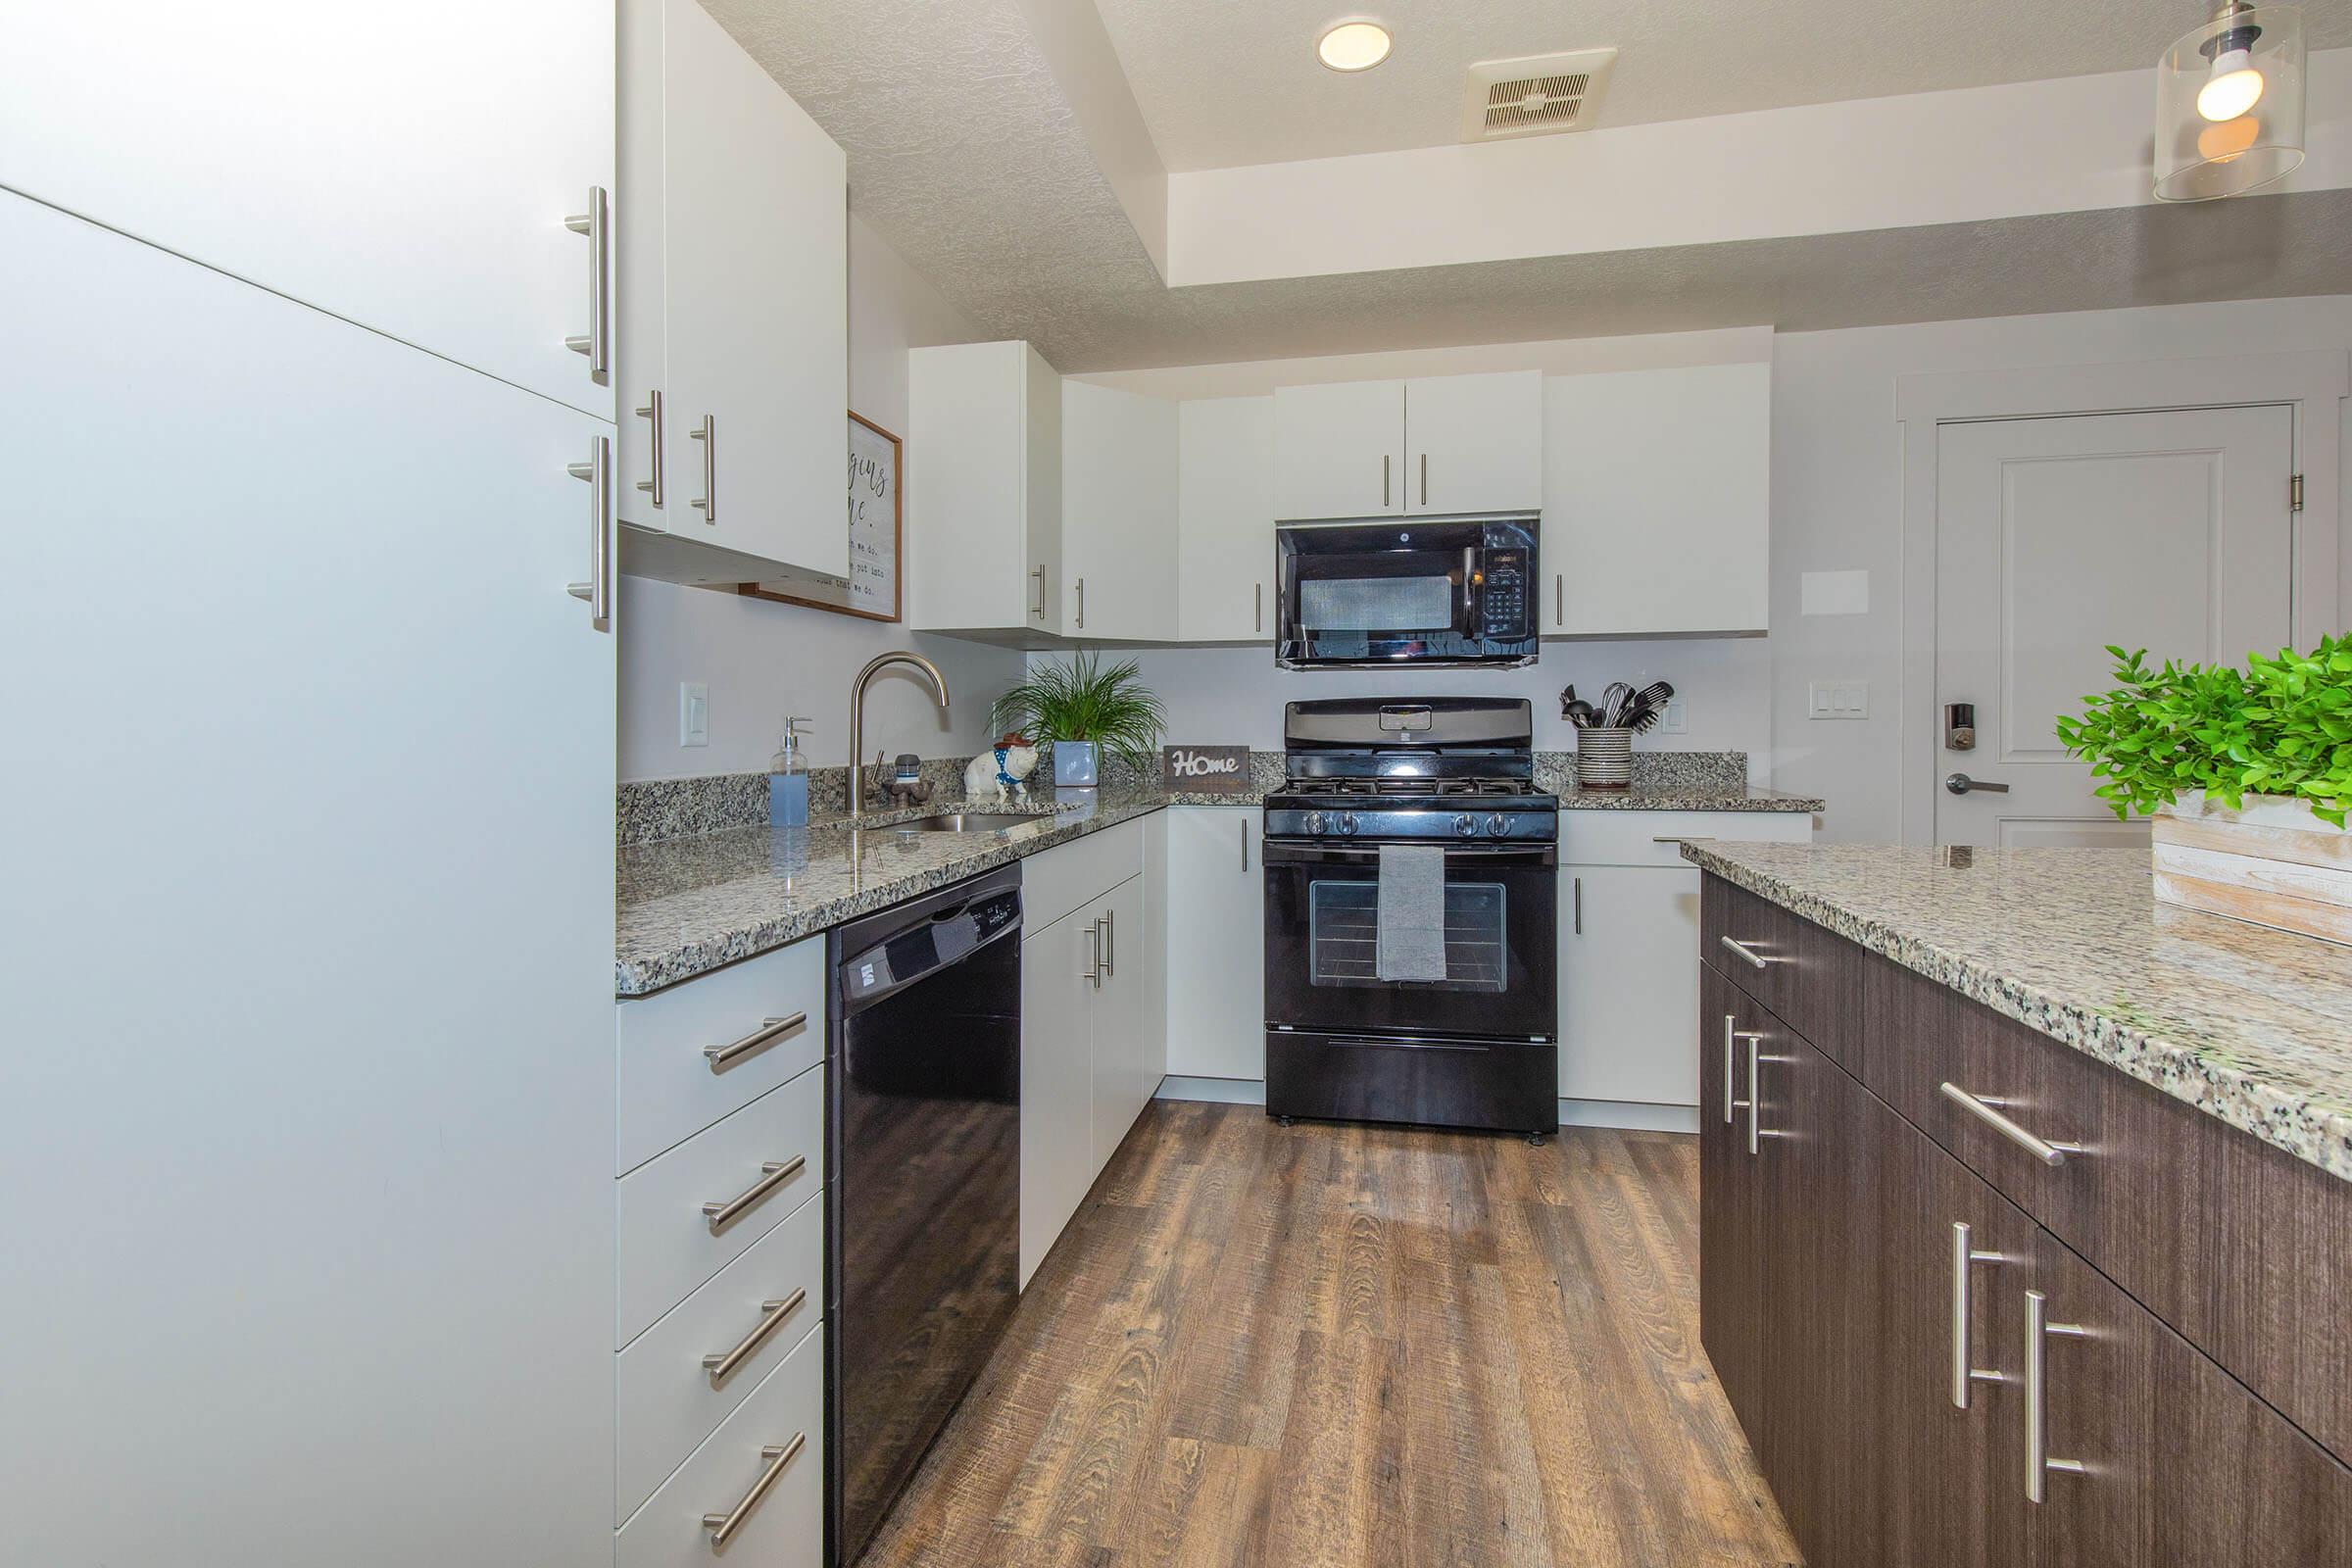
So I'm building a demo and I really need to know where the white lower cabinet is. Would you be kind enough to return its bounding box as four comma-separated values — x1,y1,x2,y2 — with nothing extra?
615,1315,825,1568
1163,807,1265,1082
1021,900,1099,1287
1556,810,1812,1115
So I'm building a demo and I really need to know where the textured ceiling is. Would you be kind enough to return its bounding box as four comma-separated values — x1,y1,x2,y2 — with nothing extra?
1097,0,2352,171
710,1,2352,373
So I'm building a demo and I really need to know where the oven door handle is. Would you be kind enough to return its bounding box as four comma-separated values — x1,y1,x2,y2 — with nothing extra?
1260,841,1557,868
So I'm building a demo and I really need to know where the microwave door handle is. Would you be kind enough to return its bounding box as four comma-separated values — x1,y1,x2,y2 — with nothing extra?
1461,547,1480,636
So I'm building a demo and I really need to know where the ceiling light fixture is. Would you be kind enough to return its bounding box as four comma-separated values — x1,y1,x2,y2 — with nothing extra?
2153,1,2306,201
1318,20,1392,73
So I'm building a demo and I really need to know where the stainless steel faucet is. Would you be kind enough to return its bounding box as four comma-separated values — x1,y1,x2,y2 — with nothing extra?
847,651,950,824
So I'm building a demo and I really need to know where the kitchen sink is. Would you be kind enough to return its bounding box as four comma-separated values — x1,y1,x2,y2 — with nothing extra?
884,811,1051,833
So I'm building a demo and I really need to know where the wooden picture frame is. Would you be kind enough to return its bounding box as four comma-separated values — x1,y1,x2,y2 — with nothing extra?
737,411,903,621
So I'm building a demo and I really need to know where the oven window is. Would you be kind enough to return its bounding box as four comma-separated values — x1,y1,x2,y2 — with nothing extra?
1305,879,1507,991
1298,575,1455,634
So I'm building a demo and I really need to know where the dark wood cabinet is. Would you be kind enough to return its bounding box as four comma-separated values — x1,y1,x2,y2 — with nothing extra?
1700,873,2352,1568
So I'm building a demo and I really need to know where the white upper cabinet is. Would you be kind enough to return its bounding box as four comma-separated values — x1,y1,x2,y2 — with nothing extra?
1061,380,1179,642
908,342,1064,634
1272,371,1543,518
1403,370,1544,514
0,2,615,419
1273,379,1406,519
1175,397,1277,642
1543,363,1771,636
615,0,848,583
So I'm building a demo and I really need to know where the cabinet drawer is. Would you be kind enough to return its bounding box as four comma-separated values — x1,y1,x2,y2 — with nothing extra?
617,1062,824,1347
616,935,823,1175
1023,816,1145,930
1561,809,1809,867
1864,952,2352,1467
616,1189,823,1523
1700,874,1861,1070
615,1315,824,1568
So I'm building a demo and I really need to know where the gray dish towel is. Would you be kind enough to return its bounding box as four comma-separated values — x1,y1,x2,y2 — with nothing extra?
1375,844,1449,982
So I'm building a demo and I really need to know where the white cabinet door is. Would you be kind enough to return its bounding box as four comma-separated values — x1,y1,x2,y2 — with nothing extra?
0,2,614,419
1019,908,1095,1287
1403,370,1544,514
1543,364,1770,635
1175,396,1277,642
1,193,613,1565
1558,865,1704,1107
1062,380,1178,641
1089,879,1148,1176
909,342,1062,633
1273,379,1405,519
1138,813,1169,1098
1163,808,1266,1082
660,0,847,576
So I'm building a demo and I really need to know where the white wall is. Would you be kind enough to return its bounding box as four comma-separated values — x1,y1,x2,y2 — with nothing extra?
1772,294,2352,844
618,216,1025,779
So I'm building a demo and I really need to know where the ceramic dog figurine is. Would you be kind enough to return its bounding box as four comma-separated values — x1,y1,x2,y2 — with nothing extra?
963,733,1039,808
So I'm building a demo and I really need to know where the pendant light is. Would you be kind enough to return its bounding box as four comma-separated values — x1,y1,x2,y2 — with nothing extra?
2153,1,2306,201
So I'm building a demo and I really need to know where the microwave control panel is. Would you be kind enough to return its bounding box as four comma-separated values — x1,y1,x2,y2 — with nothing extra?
1479,544,1532,639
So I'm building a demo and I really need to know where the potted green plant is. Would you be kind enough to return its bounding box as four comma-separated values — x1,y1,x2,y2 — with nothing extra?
2057,637,2352,944
989,650,1166,789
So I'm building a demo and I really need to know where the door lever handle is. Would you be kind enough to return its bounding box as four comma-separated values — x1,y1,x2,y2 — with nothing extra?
1946,773,2011,795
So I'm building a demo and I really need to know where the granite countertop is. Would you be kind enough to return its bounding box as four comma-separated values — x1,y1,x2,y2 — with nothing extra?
1556,783,1822,812
1678,841,2352,1183
616,784,1262,996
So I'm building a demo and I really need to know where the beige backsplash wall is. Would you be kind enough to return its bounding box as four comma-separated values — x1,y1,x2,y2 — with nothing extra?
617,215,1025,780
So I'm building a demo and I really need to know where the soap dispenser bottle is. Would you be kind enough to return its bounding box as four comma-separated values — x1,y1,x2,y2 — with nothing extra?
768,716,812,827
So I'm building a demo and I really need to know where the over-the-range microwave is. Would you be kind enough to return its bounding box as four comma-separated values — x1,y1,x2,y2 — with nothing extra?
1274,514,1540,669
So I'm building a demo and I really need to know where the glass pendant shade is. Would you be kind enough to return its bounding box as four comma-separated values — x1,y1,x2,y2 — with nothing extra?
2154,3,2306,201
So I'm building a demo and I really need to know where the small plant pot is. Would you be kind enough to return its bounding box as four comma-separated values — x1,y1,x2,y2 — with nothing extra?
1053,740,1100,789
1574,727,1634,790
2153,792,2352,947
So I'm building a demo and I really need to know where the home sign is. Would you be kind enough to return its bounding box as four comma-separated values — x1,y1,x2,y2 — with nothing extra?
1161,745,1250,795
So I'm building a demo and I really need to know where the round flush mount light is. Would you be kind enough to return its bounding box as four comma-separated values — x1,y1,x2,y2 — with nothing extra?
1318,20,1393,73
2153,0,2306,201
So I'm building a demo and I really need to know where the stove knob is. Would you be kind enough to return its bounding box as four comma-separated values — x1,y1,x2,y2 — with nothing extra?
1485,813,1509,837
1305,811,1328,835
1452,812,1478,839
1338,812,1360,837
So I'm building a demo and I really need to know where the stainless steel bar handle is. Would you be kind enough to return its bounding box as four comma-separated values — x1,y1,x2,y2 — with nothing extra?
1102,907,1115,976
1419,452,1428,506
1718,934,1778,970
1949,1221,2009,1408
1939,1082,2082,1167
1733,1030,1766,1150
1572,875,1582,936
690,415,716,523
636,389,664,507
1382,454,1391,508
1032,565,1047,621
564,436,612,631
1084,919,1102,989
1242,819,1250,872
706,1012,807,1073
563,185,609,380
703,1430,806,1548
1255,581,1263,634
703,1287,807,1386
1555,573,1564,627
703,1154,807,1233
1075,576,1086,629
1721,1015,1737,1125
2024,1289,2091,1502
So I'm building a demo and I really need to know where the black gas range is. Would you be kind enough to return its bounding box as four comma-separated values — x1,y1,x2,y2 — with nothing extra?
1260,698,1559,1142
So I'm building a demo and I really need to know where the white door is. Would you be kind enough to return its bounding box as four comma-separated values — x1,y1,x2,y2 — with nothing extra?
1163,808,1266,1082
1403,370,1544,515
1558,865,1703,1107
1089,878,1147,1174
0,2,614,418
662,0,848,575
1019,908,1095,1287
1062,381,1178,640
1936,407,2296,847
1274,379,1405,518
1175,397,1277,641
0,194,614,1565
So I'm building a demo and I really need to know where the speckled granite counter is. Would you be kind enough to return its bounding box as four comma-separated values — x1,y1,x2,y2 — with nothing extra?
1677,841,2352,1183
616,785,1262,996
1556,783,1821,812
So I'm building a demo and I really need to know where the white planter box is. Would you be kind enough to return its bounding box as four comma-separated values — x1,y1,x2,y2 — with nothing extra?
2152,792,2352,947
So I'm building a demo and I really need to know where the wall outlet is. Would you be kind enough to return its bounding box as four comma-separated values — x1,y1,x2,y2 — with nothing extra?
1660,697,1687,735
679,682,709,747
1807,679,1869,719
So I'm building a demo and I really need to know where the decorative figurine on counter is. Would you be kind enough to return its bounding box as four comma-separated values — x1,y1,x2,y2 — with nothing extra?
963,732,1039,808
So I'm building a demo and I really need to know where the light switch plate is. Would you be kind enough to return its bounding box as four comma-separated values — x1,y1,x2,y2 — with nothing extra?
679,682,709,747
1808,679,1869,719
1661,697,1687,735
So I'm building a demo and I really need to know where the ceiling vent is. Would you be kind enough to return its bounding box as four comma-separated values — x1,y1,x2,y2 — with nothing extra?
1460,49,1617,143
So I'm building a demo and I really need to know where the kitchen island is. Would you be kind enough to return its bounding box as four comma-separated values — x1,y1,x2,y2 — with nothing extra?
1679,840,2352,1568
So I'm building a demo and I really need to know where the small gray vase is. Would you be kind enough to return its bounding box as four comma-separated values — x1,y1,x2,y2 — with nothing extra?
1053,740,1100,789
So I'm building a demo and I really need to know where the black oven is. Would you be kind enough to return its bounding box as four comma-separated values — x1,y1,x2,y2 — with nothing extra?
1260,837,1557,1041
1274,514,1540,668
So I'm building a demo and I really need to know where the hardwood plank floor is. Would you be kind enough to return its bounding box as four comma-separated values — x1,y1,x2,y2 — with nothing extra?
858,1102,1800,1568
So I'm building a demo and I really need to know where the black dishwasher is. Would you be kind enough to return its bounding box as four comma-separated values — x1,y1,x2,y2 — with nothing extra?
827,861,1022,1566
